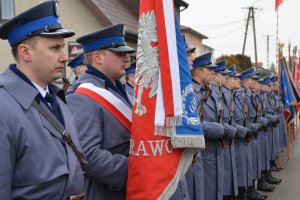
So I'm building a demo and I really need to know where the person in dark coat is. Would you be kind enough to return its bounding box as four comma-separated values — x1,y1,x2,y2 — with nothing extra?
0,1,85,199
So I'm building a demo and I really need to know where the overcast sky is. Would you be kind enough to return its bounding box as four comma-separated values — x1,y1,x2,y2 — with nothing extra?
181,0,300,69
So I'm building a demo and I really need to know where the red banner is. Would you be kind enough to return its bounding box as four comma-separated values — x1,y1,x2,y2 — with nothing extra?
295,58,300,110
275,0,283,11
126,0,204,199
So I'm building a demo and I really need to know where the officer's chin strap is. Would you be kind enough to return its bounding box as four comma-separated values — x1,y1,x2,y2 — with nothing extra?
32,98,88,169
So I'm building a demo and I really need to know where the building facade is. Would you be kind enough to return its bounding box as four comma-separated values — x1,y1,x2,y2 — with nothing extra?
0,0,208,80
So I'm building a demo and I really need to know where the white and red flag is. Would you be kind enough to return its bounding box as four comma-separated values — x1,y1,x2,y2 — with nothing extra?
126,0,205,199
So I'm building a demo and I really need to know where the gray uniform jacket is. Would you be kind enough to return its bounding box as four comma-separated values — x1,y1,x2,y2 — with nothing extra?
68,70,189,200
272,92,280,156
266,92,278,161
66,72,131,200
256,92,270,171
236,87,254,186
221,87,238,196
124,82,134,104
185,81,205,200
233,91,250,187
277,96,288,147
0,67,84,200
202,83,225,200
251,93,262,180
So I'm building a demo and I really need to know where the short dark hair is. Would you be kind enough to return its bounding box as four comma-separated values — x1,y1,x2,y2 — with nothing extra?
11,37,38,61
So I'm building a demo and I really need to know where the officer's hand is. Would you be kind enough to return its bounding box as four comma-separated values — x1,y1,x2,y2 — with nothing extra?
276,116,280,123
245,128,253,139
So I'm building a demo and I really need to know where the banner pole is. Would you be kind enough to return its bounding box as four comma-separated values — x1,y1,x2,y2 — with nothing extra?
288,123,290,159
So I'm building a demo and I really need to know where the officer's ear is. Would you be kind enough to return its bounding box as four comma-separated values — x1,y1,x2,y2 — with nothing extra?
18,43,32,62
129,73,135,81
93,50,105,65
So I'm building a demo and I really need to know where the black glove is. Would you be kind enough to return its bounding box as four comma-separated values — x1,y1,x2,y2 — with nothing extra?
276,116,280,123
257,123,263,132
245,128,253,139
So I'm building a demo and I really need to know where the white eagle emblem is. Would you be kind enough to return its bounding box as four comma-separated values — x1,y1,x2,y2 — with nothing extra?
134,10,159,116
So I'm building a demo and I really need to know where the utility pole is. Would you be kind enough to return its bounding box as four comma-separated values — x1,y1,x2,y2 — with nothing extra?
242,6,263,67
264,35,273,69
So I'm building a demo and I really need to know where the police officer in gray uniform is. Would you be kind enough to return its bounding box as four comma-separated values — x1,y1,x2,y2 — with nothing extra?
67,24,190,200
183,35,205,200
213,61,239,200
67,53,87,87
66,24,135,200
254,76,276,193
237,68,267,200
227,65,252,200
276,81,288,149
258,78,281,187
270,77,284,170
0,1,85,199
124,60,136,104
192,52,225,200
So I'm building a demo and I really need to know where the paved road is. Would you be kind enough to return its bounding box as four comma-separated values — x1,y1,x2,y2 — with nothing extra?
267,136,300,200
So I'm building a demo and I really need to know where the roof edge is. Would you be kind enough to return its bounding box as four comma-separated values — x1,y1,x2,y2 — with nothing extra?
180,25,208,39
80,0,112,27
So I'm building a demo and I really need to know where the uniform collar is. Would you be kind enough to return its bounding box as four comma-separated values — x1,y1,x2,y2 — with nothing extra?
192,79,203,93
31,82,49,98
126,82,133,89
222,86,231,94
0,64,66,110
209,83,219,92
0,65,39,110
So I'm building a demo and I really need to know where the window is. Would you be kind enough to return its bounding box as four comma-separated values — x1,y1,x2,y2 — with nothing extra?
0,0,14,21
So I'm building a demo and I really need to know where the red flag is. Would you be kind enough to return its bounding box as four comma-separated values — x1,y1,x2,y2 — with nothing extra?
126,0,204,199
275,0,283,11
295,58,300,110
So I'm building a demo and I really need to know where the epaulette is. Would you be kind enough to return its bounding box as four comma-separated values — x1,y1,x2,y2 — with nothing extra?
65,83,81,95
236,93,245,104
235,91,243,96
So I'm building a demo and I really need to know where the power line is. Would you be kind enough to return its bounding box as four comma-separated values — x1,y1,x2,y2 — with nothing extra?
208,27,244,39
190,19,244,28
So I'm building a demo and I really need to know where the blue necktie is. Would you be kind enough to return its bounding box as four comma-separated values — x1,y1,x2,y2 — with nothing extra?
45,93,61,122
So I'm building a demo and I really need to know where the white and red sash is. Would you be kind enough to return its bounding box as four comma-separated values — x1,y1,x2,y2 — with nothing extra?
75,83,132,131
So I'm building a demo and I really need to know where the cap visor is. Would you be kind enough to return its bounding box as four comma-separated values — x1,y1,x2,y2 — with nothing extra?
107,45,135,53
233,73,241,77
251,75,259,79
219,69,231,75
39,28,75,38
186,46,196,53
204,63,218,68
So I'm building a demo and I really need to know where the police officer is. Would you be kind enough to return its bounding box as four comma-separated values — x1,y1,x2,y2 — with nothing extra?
227,65,252,200
124,60,136,104
184,35,205,200
66,24,134,200
192,52,225,200
67,53,87,86
0,1,85,199
215,61,242,200
258,78,281,186
237,68,267,200
275,80,289,149
212,61,239,200
182,34,196,70
253,76,276,193
270,77,284,170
